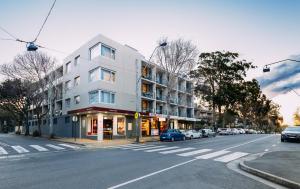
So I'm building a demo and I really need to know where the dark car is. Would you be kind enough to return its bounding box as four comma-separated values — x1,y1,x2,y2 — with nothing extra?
201,129,216,138
281,126,300,142
160,129,186,142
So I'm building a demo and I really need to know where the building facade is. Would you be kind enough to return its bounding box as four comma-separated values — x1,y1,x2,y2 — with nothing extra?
28,34,206,140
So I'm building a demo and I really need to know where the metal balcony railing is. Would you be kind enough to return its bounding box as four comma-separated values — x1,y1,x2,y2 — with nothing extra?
142,74,152,81
156,95,166,101
156,109,167,115
142,92,153,99
142,108,153,113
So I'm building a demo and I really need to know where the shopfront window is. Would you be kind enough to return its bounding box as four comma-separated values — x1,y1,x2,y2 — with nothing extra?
88,118,98,135
117,117,125,135
141,119,150,136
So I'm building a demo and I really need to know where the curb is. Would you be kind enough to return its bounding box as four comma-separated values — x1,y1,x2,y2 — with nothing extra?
239,160,300,189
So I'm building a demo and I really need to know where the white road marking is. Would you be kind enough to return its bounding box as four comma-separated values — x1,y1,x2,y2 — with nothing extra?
0,141,10,147
159,147,195,154
214,152,249,162
29,145,49,152
145,146,179,152
196,150,230,159
115,144,153,149
0,146,8,155
46,144,65,150
11,146,29,153
132,146,166,151
264,149,269,152
272,144,276,147
59,144,80,149
107,159,197,189
177,149,212,157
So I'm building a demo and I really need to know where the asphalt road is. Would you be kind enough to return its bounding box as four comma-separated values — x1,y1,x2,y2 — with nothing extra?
0,133,297,189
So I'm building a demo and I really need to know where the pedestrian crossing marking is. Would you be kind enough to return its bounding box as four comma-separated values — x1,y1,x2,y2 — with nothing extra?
214,152,249,162
117,144,155,149
196,150,230,159
177,149,212,157
46,144,65,150
146,146,179,152
0,146,8,155
30,145,49,152
11,145,29,153
133,146,166,151
59,144,79,149
160,147,195,154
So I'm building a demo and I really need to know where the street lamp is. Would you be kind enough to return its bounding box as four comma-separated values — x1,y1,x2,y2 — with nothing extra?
135,42,167,143
263,59,300,73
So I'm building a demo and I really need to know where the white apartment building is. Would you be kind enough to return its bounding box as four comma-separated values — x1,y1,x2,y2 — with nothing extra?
28,34,206,140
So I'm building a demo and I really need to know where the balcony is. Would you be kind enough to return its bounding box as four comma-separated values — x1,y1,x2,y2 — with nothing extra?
142,108,154,113
170,98,178,104
142,91,154,99
170,111,178,116
156,109,167,115
156,95,166,102
142,74,152,81
186,87,192,94
178,100,186,106
156,78,167,86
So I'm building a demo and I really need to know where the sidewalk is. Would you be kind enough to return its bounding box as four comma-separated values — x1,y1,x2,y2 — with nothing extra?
240,151,300,189
52,136,160,148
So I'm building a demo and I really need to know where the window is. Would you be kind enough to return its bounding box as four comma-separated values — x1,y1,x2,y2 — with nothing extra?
90,44,100,60
65,80,72,91
101,69,115,82
65,116,70,124
89,91,99,104
74,95,80,104
100,91,115,104
65,98,71,108
65,62,71,74
89,68,99,82
74,56,80,66
53,118,57,124
117,117,125,135
74,76,80,86
101,44,115,59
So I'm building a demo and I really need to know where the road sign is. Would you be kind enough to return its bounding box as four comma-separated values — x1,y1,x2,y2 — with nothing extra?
134,112,139,119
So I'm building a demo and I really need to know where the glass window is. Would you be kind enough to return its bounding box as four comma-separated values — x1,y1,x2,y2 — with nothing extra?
89,68,99,82
101,44,115,59
65,116,70,124
100,91,115,104
101,69,115,82
89,91,99,104
90,44,100,60
65,98,71,108
117,117,125,135
74,56,80,66
65,80,72,91
74,95,80,104
74,76,80,86
65,62,71,74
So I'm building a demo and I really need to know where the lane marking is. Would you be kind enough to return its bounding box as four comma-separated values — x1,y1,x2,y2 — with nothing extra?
177,149,212,157
107,159,197,189
145,146,179,152
115,144,154,149
132,146,166,151
214,152,249,163
0,141,10,147
59,143,80,149
46,144,65,150
272,144,276,147
0,146,8,155
196,150,230,159
264,149,269,152
30,145,49,152
11,146,29,153
159,147,195,154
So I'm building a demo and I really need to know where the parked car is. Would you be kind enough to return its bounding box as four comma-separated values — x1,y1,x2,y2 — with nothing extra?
281,126,300,142
218,128,232,135
160,129,186,142
201,129,216,137
231,128,240,135
237,128,245,134
184,130,202,139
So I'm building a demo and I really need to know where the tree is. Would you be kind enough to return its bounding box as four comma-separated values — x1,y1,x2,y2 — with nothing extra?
190,51,255,128
1,51,57,136
154,38,198,128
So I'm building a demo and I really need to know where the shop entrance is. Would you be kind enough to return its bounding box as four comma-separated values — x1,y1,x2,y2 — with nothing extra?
103,116,113,139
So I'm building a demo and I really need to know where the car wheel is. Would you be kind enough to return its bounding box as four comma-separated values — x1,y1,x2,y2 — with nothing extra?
281,138,284,142
171,137,175,142
190,135,193,140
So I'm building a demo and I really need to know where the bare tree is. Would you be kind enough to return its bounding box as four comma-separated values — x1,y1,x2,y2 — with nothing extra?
1,51,57,136
154,38,198,128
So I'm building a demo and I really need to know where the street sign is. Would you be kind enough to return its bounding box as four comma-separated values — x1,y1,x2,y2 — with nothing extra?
134,112,139,119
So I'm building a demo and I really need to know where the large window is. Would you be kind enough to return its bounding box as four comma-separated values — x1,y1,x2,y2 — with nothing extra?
74,56,80,66
101,69,115,82
89,91,99,104
90,44,100,60
74,95,80,104
74,76,80,86
101,45,115,59
65,62,71,74
117,117,125,135
89,68,99,82
101,91,115,104
65,80,72,91
65,98,71,108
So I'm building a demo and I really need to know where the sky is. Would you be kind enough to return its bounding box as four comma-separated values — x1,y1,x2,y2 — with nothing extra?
1,0,300,125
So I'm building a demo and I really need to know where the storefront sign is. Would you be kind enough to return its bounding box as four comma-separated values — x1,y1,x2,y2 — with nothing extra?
159,117,166,122
151,129,159,136
128,123,132,131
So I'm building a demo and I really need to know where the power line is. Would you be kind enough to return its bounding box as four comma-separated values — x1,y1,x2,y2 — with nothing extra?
33,0,57,42
0,26,18,40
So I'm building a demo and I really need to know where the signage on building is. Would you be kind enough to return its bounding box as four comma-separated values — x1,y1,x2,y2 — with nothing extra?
159,117,166,122
134,112,139,119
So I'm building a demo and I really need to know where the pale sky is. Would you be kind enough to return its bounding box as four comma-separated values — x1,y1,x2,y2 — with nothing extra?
1,0,300,125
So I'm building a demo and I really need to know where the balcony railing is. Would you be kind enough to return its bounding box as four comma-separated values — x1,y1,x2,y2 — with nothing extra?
156,95,166,101
178,100,186,106
156,109,167,115
156,78,167,85
142,108,153,113
170,98,178,104
142,91,153,99
186,87,192,93
170,111,178,116
142,74,152,81
179,112,186,117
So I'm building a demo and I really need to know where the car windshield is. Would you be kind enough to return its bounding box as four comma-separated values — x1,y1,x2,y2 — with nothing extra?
285,127,300,132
